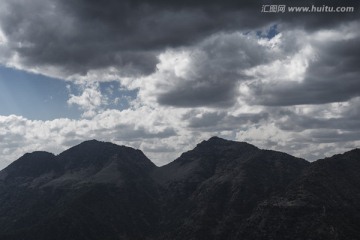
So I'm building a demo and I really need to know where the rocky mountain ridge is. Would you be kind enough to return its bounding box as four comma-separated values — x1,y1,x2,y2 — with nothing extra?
0,137,359,240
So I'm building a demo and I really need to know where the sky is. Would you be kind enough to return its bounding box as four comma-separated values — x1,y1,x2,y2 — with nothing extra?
0,0,359,169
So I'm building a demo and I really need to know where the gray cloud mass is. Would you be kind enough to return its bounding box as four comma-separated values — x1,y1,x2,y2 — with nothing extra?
1,0,358,77
250,32,360,106
0,0,359,167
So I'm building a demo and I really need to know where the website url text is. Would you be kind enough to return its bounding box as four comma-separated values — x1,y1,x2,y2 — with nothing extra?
261,5,355,13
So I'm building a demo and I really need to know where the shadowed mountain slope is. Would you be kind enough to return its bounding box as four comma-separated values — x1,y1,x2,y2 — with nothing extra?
0,140,160,240
240,148,360,240
0,137,358,240
153,137,309,240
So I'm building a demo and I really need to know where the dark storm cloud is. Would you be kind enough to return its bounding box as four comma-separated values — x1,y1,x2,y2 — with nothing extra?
142,145,176,153
309,129,360,143
278,1,360,31
1,0,159,75
1,0,264,76
249,28,360,107
157,80,238,107
1,0,358,77
111,125,177,142
155,30,273,108
262,97,360,151
186,111,269,130
275,107,360,132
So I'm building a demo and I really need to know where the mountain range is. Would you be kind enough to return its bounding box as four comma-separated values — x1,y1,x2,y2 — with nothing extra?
0,137,359,240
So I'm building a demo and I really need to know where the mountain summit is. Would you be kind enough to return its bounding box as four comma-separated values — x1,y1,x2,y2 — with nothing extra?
0,138,359,240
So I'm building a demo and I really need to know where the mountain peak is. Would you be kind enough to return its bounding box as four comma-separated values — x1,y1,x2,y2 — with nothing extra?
204,136,229,143
153,137,261,184
195,136,258,152
201,136,233,145
57,139,155,175
208,136,224,141
76,139,117,147
59,139,123,156
8,151,56,166
2,151,57,180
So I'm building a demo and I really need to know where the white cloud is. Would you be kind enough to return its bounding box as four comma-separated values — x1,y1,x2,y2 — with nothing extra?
1,96,359,170
67,82,107,118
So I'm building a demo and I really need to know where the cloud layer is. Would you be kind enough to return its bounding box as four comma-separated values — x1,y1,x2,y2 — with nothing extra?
1,0,358,79
0,0,359,168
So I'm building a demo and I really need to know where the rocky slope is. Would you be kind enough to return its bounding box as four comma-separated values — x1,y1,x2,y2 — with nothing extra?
0,137,359,240
0,140,161,240
152,137,309,240
240,148,360,240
